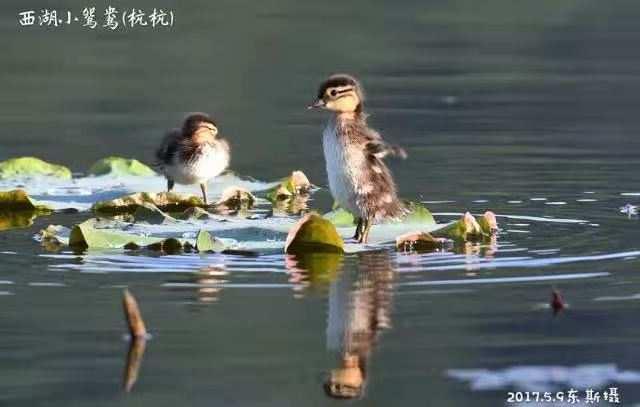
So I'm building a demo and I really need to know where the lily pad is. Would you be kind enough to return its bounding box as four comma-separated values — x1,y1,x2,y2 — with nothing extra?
92,192,204,215
395,231,451,252
0,157,72,179
69,219,165,249
266,171,312,202
88,156,156,177
285,213,344,254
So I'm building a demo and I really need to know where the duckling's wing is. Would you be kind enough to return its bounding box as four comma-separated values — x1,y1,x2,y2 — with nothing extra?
154,128,181,169
363,129,407,160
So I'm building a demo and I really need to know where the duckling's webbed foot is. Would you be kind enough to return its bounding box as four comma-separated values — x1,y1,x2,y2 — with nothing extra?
200,183,208,205
167,179,175,192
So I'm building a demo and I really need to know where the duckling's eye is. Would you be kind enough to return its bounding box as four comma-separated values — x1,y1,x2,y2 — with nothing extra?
329,89,338,97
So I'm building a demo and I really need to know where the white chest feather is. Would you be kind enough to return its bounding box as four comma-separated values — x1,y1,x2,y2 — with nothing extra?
165,144,229,185
322,123,364,214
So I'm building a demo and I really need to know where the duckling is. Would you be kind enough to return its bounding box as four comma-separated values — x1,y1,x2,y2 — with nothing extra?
308,74,407,243
155,113,230,204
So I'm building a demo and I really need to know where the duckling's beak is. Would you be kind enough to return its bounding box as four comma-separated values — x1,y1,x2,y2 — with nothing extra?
307,99,325,109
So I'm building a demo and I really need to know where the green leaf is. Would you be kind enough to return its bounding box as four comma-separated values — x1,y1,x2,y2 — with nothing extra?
92,192,205,215
88,156,156,177
69,219,165,249
285,213,344,254
0,157,71,179
195,229,226,252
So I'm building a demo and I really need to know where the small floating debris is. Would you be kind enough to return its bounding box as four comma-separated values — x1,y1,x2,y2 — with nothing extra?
551,288,565,315
620,204,638,217
122,289,148,392
123,289,147,338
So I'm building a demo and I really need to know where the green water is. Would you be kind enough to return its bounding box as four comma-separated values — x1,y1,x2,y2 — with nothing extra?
2,1,640,405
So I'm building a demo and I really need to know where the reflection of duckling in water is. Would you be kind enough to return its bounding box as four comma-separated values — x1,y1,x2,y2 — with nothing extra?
324,251,395,399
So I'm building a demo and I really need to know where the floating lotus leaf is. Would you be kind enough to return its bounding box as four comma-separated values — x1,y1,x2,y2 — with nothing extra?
323,207,356,227
431,212,487,241
88,156,156,177
266,171,312,202
215,186,256,213
35,224,71,249
0,157,72,179
478,211,498,235
195,229,226,252
178,207,217,221
0,190,53,231
395,231,451,252
69,219,165,249
0,189,52,212
146,238,184,254
324,201,436,227
92,192,204,215
402,201,437,226
285,213,344,254
132,203,176,224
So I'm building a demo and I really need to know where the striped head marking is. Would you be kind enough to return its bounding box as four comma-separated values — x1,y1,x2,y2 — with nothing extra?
182,112,218,143
308,74,364,113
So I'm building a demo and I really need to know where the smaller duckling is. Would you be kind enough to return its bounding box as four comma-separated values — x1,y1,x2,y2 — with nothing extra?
155,113,230,204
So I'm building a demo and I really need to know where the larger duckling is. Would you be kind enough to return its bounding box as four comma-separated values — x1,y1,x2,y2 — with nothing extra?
308,74,406,243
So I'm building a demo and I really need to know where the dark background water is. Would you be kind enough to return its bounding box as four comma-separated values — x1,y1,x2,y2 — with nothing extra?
2,1,640,406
